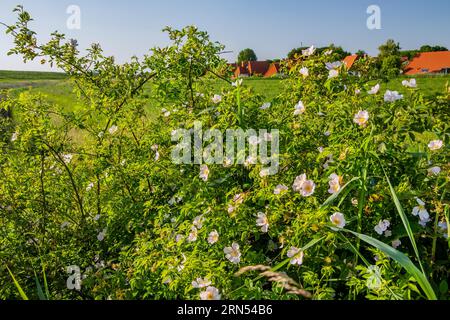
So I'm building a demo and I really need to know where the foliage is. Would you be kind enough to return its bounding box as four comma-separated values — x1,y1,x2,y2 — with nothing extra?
377,39,402,78
288,45,350,61
401,45,449,61
378,39,401,60
0,70,67,81
420,45,448,53
355,50,367,57
1,6,449,301
237,49,257,64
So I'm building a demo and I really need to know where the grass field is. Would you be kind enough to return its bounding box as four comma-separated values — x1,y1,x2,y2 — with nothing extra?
0,70,67,81
2,70,449,110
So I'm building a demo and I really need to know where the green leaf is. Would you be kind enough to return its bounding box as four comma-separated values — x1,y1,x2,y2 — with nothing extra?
42,265,50,300
344,229,436,300
381,166,424,274
6,266,29,300
34,271,48,300
439,280,448,295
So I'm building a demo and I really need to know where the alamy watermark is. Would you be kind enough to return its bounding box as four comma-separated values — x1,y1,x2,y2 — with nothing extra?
66,265,81,291
66,5,81,30
367,5,381,30
171,122,280,176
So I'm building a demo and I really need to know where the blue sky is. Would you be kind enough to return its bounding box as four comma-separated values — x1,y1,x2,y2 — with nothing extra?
1,0,449,71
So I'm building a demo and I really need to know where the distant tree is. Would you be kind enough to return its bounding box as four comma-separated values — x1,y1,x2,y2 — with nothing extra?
378,39,402,77
420,45,448,52
355,50,367,56
327,44,351,60
400,50,420,60
420,45,433,52
287,47,308,60
400,44,448,61
378,39,401,60
238,49,257,63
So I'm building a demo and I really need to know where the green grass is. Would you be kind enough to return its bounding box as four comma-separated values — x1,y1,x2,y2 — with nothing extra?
3,74,449,114
0,70,68,91
12,81,79,111
215,78,286,101
0,70,67,81
384,75,449,97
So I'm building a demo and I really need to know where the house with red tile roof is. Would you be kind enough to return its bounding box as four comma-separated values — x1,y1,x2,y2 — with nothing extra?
233,61,272,78
404,51,450,75
248,61,271,76
264,62,281,77
234,63,250,78
343,55,360,70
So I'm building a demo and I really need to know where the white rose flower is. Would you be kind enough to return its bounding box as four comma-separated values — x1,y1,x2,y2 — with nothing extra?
11,132,19,142
294,101,306,115
428,140,443,151
384,90,403,102
374,220,391,236
301,180,316,197
412,198,430,222
188,226,198,242
199,165,210,182
330,213,346,229
273,184,288,195
299,67,309,77
353,110,370,127
368,84,380,95
392,239,402,249
224,242,241,264
287,247,304,266
402,79,416,88
192,278,212,289
427,166,441,176
108,125,118,135
200,286,221,300
208,230,219,244
260,102,271,110
256,212,269,233
302,45,316,57
212,94,222,104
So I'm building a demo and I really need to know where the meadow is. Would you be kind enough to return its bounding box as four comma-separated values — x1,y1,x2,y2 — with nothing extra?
2,70,449,111
0,9,449,302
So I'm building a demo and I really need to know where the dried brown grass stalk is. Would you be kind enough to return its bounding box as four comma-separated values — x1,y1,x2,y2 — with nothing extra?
235,265,312,299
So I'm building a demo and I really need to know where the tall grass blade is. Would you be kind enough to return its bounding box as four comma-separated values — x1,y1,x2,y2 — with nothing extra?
42,266,50,300
345,229,437,300
34,271,47,300
382,167,424,273
6,266,29,300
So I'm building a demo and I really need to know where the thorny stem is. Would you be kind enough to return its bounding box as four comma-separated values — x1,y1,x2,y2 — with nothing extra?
39,150,47,246
43,142,85,222
431,188,447,262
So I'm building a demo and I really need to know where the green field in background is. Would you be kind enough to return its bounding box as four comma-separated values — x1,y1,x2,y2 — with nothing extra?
0,70,67,81
1,70,449,112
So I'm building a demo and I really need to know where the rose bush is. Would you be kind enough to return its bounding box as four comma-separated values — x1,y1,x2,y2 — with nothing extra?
0,6,449,300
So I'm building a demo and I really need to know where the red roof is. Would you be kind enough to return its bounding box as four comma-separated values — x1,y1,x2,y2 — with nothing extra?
248,61,270,76
264,63,280,77
234,65,249,77
404,51,450,75
343,55,359,70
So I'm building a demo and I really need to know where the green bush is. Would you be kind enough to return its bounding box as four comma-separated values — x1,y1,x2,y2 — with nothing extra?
1,6,449,300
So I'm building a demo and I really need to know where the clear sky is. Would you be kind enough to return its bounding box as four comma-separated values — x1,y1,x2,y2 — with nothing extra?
1,0,449,71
